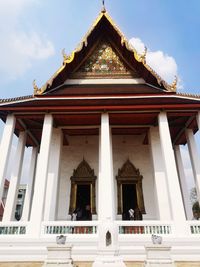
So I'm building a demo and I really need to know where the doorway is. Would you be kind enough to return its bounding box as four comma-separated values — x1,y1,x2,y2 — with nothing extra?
76,184,91,220
122,184,137,220
76,184,91,210
69,159,97,215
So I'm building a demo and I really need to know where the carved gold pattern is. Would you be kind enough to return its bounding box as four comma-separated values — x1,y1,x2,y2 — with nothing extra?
116,159,146,214
69,159,96,214
72,159,95,178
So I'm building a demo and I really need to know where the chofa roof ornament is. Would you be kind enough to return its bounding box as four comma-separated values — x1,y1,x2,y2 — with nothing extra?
33,80,41,95
62,48,75,64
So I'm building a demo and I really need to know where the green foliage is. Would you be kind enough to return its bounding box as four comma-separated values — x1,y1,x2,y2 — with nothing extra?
192,201,200,220
192,201,200,212
190,188,200,219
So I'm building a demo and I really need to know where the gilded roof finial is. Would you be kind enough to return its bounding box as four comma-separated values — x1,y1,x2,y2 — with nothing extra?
33,79,40,95
170,75,178,92
101,0,106,13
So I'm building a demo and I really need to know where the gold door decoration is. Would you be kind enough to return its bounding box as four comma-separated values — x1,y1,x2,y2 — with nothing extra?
116,159,146,214
69,159,97,214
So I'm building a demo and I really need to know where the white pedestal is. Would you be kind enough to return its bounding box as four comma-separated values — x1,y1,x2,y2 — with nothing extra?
145,245,175,267
43,245,73,267
92,248,126,267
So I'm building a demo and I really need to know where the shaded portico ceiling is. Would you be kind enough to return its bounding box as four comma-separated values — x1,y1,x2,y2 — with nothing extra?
0,9,200,147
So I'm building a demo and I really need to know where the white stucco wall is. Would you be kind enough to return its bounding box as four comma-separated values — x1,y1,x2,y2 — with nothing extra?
57,135,99,220
112,135,156,220
57,134,156,220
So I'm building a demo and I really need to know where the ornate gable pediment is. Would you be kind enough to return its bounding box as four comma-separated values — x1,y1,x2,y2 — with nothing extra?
34,10,176,95
71,40,139,79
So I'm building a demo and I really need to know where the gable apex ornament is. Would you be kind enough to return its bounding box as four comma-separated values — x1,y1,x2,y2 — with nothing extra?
101,0,106,13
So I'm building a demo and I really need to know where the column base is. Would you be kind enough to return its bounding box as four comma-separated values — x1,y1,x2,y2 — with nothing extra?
43,245,73,267
144,245,175,267
92,249,126,267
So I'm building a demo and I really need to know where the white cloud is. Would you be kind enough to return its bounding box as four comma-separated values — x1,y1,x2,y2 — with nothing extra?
129,37,183,89
129,37,145,55
0,0,54,79
147,51,177,83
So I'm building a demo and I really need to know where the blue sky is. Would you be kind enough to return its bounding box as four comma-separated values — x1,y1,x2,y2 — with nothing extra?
0,0,200,99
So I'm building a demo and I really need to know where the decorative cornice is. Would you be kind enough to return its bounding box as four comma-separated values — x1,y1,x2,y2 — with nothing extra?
1,91,200,106
0,95,34,104
176,92,200,99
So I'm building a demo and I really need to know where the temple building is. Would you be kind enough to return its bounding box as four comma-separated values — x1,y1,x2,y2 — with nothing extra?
0,7,200,267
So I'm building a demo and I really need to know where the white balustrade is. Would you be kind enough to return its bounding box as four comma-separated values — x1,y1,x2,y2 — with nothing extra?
1,221,199,237
116,221,174,235
41,221,98,236
188,221,200,234
0,222,28,235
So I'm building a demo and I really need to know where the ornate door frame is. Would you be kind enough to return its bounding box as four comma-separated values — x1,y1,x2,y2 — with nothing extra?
116,159,146,214
69,159,96,214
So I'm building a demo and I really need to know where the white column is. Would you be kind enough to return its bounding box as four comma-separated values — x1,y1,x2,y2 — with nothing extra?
3,131,27,222
97,113,119,251
0,114,16,203
174,145,193,220
149,127,171,220
28,114,53,237
185,129,200,202
197,112,200,132
158,112,186,234
21,146,38,221
44,128,62,221
98,113,114,221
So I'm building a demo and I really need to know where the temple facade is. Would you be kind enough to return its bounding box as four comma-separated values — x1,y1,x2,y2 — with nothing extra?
0,9,200,267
